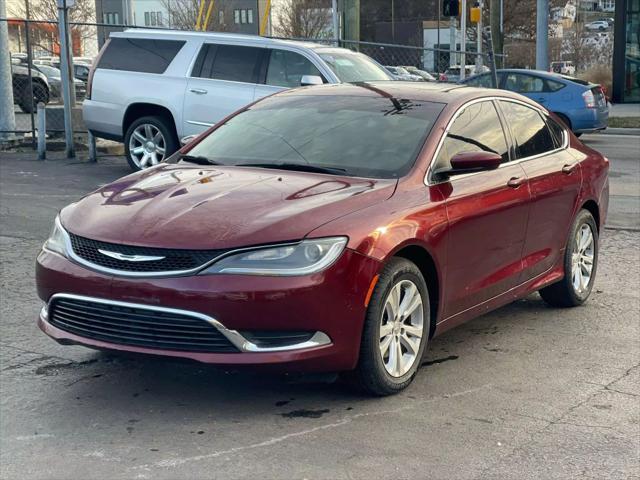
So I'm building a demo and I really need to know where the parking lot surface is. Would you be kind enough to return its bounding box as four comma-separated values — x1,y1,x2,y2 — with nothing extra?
1,134,638,479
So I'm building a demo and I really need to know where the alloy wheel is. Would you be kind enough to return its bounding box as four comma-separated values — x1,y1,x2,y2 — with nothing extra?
571,224,595,294
129,124,167,169
379,279,424,378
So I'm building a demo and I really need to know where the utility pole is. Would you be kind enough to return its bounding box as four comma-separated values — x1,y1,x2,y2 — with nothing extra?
0,0,16,141
490,0,503,66
536,0,549,70
476,1,483,68
460,0,467,79
449,16,456,68
57,0,75,157
332,0,339,45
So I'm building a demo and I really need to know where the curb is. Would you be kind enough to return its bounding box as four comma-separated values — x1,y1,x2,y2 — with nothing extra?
599,127,640,136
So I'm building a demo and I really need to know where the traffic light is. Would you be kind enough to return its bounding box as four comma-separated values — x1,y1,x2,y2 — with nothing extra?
470,2,481,22
443,0,459,17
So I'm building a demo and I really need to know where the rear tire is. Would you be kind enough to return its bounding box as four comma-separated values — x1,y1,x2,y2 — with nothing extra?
540,209,598,308
19,82,49,113
124,115,179,171
350,258,429,396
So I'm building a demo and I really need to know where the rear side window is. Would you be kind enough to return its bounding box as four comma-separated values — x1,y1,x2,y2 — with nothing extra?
206,45,262,83
500,101,556,158
546,116,566,148
435,101,509,171
97,38,185,74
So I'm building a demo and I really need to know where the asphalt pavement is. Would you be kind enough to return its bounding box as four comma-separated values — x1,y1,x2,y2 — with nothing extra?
0,133,638,480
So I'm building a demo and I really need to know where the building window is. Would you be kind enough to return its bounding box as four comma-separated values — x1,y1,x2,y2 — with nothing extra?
247,9,253,24
240,9,247,23
219,10,224,24
144,11,163,26
234,9,240,24
103,12,119,25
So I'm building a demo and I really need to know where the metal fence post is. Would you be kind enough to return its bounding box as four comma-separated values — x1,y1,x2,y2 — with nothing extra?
37,102,46,159
57,0,75,158
87,131,97,162
0,0,17,141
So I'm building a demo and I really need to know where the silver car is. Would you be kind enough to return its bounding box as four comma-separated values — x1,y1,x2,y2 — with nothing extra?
83,30,392,171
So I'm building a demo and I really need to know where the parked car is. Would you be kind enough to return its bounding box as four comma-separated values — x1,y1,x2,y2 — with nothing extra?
585,20,609,30
11,63,49,113
73,63,91,82
35,64,87,100
37,82,609,395
384,66,425,82
403,66,436,81
441,64,489,83
83,30,392,171
550,60,575,75
460,69,609,134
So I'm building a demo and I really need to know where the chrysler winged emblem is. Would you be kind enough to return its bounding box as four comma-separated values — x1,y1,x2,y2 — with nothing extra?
98,249,165,262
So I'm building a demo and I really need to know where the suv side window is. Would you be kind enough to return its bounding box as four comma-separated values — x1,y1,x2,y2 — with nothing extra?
192,44,262,83
266,50,323,87
97,38,185,74
434,101,509,172
500,101,556,158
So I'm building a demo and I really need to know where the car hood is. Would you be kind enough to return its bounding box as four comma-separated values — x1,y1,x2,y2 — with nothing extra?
60,164,396,249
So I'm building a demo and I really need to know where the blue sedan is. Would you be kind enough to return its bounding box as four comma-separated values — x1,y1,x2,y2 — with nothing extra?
460,69,609,135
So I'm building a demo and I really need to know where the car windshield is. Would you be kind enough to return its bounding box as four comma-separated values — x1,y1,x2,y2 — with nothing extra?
317,51,391,83
185,93,444,179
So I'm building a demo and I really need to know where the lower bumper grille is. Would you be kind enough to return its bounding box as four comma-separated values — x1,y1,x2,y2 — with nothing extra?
48,297,239,353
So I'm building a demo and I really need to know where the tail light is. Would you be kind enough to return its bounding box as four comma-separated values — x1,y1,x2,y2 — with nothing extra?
86,38,110,100
582,89,596,108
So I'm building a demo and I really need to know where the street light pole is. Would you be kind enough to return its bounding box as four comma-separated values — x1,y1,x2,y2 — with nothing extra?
536,0,549,70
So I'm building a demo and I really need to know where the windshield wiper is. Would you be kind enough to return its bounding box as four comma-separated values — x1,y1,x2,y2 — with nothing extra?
180,154,221,165
236,162,347,175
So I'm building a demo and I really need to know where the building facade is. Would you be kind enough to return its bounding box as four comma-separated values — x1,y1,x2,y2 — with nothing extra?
612,0,639,102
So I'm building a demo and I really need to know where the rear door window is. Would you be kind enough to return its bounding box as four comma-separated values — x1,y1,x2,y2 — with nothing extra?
504,73,546,93
210,45,262,83
435,101,509,172
500,101,556,158
546,116,566,148
97,38,185,74
266,50,324,87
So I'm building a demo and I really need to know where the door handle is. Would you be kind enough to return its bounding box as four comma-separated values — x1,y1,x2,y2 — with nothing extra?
190,88,207,95
562,163,577,174
507,176,524,188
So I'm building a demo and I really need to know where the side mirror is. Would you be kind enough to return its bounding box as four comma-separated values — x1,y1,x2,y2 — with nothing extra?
440,151,502,177
300,75,323,86
180,135,198,146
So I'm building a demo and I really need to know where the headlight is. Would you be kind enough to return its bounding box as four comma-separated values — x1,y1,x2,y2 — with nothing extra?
43,215,69,257
200,237,348,276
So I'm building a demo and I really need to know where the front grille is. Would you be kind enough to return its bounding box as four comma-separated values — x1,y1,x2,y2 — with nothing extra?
68,233,226,273
49,297,239,353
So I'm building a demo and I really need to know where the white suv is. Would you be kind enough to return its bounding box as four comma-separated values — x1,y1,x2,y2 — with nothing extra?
83,29,392,170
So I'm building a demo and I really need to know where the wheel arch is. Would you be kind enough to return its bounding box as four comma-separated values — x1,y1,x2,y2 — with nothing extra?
580,199,601,232
388,243,441,339
123,103,178,139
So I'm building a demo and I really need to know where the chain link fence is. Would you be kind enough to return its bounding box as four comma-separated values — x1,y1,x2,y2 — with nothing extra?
1,12,503,151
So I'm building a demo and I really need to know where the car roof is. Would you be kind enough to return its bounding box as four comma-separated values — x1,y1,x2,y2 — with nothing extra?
112,29,333,50
272,81,531,107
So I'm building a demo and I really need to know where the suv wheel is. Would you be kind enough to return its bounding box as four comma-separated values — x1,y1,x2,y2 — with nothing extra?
19,82,49,113
540,209,598,307
351,258,429,396
124,116,178,171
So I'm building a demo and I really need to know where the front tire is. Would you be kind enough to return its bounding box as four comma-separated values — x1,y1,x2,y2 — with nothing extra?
19,82,49,113
124,115,179,171
540,209,599,307
351,258,429,396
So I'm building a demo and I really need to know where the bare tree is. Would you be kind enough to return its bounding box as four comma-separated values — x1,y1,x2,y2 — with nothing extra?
275,0,332,39
160,0,234,31
8,0,97,55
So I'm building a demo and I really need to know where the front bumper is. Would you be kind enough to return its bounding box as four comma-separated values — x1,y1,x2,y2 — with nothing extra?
36,248,381,372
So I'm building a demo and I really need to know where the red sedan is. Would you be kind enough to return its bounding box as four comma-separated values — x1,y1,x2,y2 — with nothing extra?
36,83,609,395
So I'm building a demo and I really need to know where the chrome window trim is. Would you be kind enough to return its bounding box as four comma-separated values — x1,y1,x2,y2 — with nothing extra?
43,293,332,353
424,96,569,186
